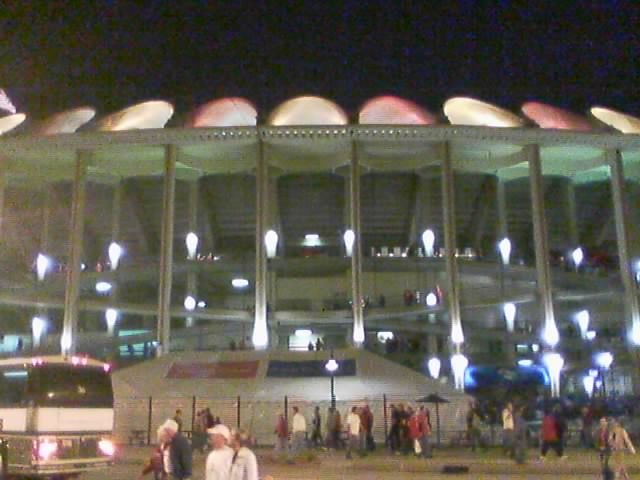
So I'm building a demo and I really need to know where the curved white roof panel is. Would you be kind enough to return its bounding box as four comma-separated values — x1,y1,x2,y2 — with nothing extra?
591,106,640,134
97,100,174,131
267,96,348,126
185,97,257,127
35,107,96,135
0,113,26,135
444,97,523,127
521,102,592,131
359,95,437,125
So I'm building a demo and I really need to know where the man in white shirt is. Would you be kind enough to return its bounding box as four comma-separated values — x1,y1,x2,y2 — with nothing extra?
291,406,307,455
205,424,234,480
502,402,515,458
345,406,361,459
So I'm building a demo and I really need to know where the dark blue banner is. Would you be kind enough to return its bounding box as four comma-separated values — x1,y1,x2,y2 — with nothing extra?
267,359,356,378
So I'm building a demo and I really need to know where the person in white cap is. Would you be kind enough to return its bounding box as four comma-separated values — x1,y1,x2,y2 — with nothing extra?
205,424,234,480
161,419,192,480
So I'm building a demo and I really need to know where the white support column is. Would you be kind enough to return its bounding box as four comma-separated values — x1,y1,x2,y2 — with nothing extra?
156,145,177,356
350,140,365,346
186,180,199,328
441,142,464,351
565,179,579,246
527,145,558,350
61,151,88,356
253,136,269,349
608,150,640,348
496,176,508,239
41,186,53,252
111,182,122,243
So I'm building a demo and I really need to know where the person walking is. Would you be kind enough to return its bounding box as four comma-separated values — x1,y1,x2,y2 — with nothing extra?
192,410,208,454
274,412,288,454
466,401,483,452
345,406,361,459
539,410,564,461
513,405,528,464
502,402,515,458
609,419,636,480
595,417,613,480
173,409,184,433
229,429,259,480
139,426,168,480
418,405,432,458
205,424,234,480
290,406,307,455
311,406,322,448
160,419,192,480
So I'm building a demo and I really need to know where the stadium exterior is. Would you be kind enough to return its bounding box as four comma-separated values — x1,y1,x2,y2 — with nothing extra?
0,95,639,395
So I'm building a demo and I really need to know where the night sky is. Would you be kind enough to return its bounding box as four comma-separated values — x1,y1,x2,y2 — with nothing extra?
2,1,639,120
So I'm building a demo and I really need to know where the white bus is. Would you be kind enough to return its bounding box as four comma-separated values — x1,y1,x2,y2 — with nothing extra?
0,355,115,478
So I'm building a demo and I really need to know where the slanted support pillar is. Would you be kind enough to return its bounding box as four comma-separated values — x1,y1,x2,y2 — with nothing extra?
186,180,199,328
527,145,558,349
608,150,640,390
441,142,463,351
350,139,365,347
61,151,89,356
156,145,177,356
565,179,579,246
496,176,508,239
253,135,269,349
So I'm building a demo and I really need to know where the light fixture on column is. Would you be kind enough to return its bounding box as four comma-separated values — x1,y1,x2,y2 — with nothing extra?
543,352,564,397
183,295,196,311
451,323,464,346
353,324,365,346
265,230,279,258
36,253,51,281
450,353,468,391
583,375,595,398
95,281,113,295
108,242,123,270
575,310,590,339
542,321,560,348
426,292,438,307
427,357,441,379
343,229,355,257
422,229,435,257
105,308,119,335
571,247,584,271
31,316,46,348
232,278,249,289
185,232,199,260
498,237,512,265
503,302,516,333
60,331,72,355
595,351,613,371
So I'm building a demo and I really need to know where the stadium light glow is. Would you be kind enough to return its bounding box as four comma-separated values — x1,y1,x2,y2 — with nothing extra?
576,310,590,339
95,281,112,294
343,229,355,257
498,237,512,265
36,253,51,281
185,232,199,260
232,278,249,289
542,321,560,348
183,295,196,311
105,308,118,335
572,247,584,271
503,302,516,333
108,242,122,270
265,230,279,258
31,316,46,348
422,229,435,257
450,353,468,390
595,351,613,370
451,323,465,345
426,292,438,307
427,357,441,379
543,352,564,397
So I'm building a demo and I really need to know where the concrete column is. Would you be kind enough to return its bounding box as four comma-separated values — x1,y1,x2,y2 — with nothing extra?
111,182,122,243
41,186,53,252
608,151,640,354
253,136,269,349
156,145,177,356
61,151,89,355
185,180,199,328
441,142,463,352
565,179,579,246
496,176,508,239
526,145,558,349
350,140,365,346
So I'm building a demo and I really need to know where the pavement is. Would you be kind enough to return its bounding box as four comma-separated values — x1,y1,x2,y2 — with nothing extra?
83,445,638,479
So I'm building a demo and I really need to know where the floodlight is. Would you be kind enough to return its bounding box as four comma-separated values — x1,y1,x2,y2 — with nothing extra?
185,232,199,260
265,230,279,258
422,229,435,257
503,303,516,333
108,242,123,270
343,229,355,257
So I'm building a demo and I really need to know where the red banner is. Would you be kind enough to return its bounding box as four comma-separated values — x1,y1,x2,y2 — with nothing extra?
165,361,259,379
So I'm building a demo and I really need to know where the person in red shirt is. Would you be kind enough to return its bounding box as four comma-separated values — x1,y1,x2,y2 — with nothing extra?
418,406,433,458
539,410,565,460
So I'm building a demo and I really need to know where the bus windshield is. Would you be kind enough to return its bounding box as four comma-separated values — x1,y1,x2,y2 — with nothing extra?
0,364,113,408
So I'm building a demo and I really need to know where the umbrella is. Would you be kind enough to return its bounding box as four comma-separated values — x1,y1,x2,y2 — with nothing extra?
417,393,450,446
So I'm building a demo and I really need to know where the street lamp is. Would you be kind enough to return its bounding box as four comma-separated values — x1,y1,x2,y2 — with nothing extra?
498,238,512,266
571,247,584,272
265,230,279,258
108,242,123,270
325,351,339,408
543,352,564,397
343,229,355,257
31,316,46,348
575,310,590,339
503,302,517,333
427,357,441,380
185,232,199,260
105,308,118,336
36,253,51,281
450,353,468,391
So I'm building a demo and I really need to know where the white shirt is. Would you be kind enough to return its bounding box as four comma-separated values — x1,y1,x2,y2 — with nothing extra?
162,444,172,474
347,412,360,436
229,446,259,480
205,445,234,480
292,412,306,433
502,407,514,430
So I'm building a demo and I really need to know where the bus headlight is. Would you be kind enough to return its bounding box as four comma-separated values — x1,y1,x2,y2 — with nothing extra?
38,439,58,460
98,439,115,456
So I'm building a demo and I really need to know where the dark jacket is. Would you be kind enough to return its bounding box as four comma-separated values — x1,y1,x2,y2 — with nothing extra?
169,433,192,479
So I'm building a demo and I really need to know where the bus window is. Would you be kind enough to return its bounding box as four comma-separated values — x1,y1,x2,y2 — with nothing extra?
0,369,28,406
29,365,113,408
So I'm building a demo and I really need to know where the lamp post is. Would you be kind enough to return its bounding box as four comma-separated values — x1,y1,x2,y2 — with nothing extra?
325,350,339,408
